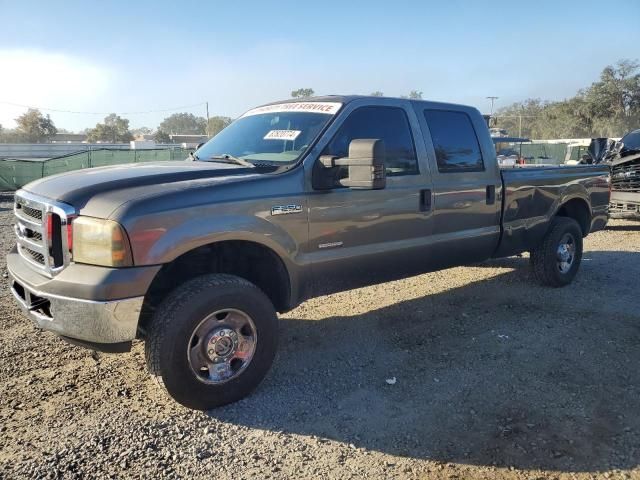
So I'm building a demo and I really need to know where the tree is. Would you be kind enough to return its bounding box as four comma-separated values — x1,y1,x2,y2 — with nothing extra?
0,127,23,143
493,98,550,138
154,130,171,143
537,96,594,138
86,114,133,143
585,59,640,135
399,90,423,100
587,60,640,118
370,91,384,97
131,126,152,137
158,113,207,135
154,113,207,142
15,109,58,142
207,116,232,137
291,88,315,99
493,59,640,139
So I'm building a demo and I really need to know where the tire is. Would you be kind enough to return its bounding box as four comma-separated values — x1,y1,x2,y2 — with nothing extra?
530,217,583,287
145,274,278,410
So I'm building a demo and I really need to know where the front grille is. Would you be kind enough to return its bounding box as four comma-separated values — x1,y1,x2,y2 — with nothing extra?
19,204,43,221
611,160,640,192
24,247,45,265
13,190,75,277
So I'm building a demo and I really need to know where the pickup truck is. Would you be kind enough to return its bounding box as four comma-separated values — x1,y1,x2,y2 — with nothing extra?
7,96,610,410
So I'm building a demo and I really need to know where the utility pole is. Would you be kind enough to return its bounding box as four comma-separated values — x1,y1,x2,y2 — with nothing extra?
518,115,522,137
486,96,498,116
205,102,210,138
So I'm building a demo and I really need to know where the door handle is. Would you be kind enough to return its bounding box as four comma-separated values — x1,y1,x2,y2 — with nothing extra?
486,185,496,205
420,189,432,211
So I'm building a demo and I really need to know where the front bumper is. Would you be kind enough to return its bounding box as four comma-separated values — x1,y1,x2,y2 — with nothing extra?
7,248,161,347
9,279,143,345
609,193,640,220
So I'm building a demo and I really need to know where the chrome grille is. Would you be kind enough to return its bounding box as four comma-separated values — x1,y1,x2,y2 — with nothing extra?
611,160,640,192
19,204,43,221
24,247,45,265
13,190,76,277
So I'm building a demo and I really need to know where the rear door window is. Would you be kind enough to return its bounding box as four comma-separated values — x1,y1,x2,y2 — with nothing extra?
423,110,484,172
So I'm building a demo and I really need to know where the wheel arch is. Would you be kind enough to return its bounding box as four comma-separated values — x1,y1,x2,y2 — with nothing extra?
554,196,591,236
138,239,292,336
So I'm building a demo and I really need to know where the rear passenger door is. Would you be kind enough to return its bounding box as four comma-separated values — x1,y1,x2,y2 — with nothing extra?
417,108,501,266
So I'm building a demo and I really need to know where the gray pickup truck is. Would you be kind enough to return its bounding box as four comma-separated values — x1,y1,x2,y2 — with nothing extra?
7,96,609,410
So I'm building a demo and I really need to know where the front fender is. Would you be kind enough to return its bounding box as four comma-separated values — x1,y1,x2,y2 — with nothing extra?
128,213,299,267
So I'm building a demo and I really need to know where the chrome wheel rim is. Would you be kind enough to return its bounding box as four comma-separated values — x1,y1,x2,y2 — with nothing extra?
556,233,576,274
187,309,257,384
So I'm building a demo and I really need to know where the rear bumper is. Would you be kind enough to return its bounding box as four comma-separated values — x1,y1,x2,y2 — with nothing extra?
6,248,161,347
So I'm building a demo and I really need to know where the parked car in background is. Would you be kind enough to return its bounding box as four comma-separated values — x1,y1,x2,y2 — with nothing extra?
609,129,640,219
492,136,530,167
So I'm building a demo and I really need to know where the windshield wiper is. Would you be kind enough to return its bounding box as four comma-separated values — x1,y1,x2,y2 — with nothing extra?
204,154,254,168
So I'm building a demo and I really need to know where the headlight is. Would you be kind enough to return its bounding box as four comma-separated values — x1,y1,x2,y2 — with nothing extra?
72,217,133,267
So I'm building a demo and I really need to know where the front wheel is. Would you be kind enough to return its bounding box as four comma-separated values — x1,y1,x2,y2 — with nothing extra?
145,274,278,410
530,217,583,287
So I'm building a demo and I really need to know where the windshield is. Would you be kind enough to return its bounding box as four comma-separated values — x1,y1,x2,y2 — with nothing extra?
620,129,640,154
195,102,342,165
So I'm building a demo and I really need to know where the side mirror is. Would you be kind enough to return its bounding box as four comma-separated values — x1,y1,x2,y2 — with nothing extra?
313,139,386,190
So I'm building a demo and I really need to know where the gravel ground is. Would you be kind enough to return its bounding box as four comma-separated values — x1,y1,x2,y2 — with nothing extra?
0,192,639,480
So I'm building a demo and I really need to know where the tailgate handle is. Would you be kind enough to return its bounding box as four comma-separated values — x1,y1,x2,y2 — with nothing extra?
419,189,432,211
486,185,496,205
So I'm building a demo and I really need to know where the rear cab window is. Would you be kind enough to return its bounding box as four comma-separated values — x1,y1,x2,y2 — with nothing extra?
423,110,484,173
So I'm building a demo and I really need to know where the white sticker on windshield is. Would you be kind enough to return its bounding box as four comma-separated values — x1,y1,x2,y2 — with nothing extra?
264,130,302,141
241,102,342,118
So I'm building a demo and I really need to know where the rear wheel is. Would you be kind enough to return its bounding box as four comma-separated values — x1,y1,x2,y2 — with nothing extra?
530,217,583,287
145,274,278,410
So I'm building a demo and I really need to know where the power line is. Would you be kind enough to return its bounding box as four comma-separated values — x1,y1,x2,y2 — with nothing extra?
492,115,541,118
0,100,207,116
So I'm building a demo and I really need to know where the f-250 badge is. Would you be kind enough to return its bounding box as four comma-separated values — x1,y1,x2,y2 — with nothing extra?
271,204,303,216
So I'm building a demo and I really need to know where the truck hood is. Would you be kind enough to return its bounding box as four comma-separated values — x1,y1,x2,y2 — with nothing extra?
23,161,258,217
611,151,640,167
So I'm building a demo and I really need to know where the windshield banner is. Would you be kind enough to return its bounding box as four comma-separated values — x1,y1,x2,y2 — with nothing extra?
241,102,342,118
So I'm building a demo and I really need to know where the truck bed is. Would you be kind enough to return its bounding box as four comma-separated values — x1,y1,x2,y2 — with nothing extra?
494,164,610,258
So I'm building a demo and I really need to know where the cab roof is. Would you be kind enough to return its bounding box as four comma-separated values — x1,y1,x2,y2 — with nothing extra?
260,95,473,111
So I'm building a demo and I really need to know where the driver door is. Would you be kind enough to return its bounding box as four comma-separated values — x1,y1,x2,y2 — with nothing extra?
305,101,435,296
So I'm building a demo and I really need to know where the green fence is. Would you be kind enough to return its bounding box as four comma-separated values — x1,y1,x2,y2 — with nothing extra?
0,148,191,191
